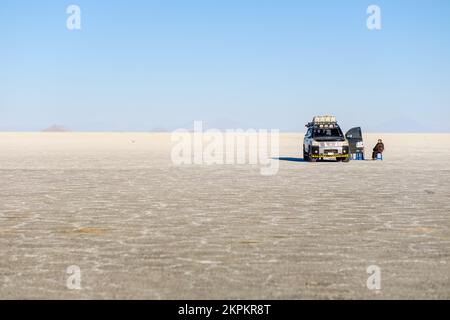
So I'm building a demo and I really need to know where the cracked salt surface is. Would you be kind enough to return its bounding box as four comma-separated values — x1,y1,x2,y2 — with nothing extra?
0,133,449,299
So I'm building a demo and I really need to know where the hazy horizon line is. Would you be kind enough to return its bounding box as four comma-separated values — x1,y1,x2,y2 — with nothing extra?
1,130,450,134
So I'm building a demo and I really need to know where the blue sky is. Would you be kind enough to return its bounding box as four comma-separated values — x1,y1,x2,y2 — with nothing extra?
1,0,449,132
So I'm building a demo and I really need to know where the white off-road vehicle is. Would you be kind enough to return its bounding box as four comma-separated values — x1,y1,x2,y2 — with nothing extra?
303,116,350,162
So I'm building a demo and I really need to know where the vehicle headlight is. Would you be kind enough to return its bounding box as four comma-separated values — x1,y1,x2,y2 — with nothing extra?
312,141,320,146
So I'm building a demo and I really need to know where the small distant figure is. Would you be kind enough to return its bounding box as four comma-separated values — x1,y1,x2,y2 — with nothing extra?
372,139,385,160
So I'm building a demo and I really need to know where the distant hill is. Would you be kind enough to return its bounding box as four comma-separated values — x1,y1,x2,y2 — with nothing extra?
177,118,248,132
148,127,169,133
42,125,70,132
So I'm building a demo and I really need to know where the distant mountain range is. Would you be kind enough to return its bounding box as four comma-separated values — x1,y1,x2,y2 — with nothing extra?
41,125,70,132
175,118,249,131
1,117,444,133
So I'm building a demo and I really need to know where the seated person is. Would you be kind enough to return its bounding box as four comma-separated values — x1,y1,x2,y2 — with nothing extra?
372,139,385,160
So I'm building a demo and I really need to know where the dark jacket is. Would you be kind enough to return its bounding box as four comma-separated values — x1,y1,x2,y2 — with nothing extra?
373,142,385,153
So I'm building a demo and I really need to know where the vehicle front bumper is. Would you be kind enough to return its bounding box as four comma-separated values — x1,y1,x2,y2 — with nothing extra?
310,153,350,159
310,146,350,158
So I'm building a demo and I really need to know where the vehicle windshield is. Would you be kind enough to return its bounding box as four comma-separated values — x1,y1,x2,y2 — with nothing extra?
313,128,345,141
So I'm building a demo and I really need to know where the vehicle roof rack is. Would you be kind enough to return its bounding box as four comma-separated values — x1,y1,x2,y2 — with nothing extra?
306,115,338,128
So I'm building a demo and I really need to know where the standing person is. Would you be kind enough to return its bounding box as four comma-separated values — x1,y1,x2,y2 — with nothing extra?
372,139,385,160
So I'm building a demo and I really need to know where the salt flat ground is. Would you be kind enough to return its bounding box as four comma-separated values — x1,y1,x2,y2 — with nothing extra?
0,133,449,299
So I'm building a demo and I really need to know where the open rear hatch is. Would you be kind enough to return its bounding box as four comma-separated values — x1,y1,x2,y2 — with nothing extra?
345,127,364,154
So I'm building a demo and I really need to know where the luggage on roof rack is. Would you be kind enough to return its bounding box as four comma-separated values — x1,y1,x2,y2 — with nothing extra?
306,115,338,129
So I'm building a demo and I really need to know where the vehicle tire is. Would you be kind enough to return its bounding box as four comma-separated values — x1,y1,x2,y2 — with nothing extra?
303,146,309,161
342,157,350,163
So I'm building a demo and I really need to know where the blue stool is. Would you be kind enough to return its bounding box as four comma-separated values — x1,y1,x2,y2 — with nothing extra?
351,153,364,160
376,153,383,161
